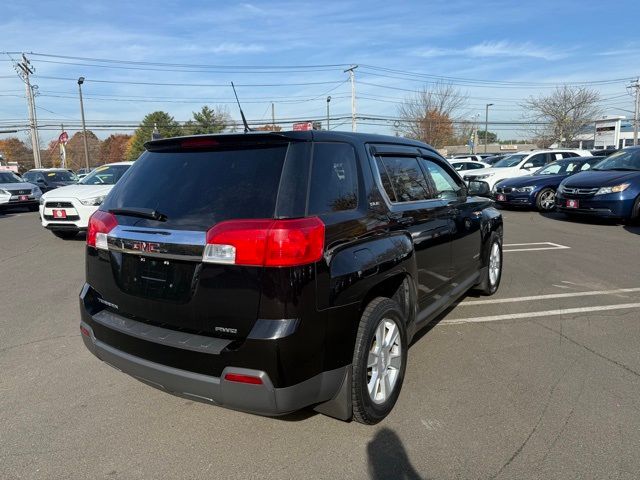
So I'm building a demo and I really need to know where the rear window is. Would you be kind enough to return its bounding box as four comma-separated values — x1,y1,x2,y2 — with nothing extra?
102,145,288,230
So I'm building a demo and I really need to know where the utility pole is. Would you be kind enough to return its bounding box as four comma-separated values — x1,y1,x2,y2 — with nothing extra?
271,102,275,130
16,54,41,169
344,65,358,132
630,78,640,146
77,77,90,170
484,103,493,153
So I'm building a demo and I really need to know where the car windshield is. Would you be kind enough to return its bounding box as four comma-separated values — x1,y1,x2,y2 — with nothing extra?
537,160,590,175
42,170,76,182
493,154,527,168
80,165,130,185
0,172,23,183
593,149,640,171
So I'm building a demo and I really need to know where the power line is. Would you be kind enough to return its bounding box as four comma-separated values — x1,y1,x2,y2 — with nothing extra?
32,75,345,88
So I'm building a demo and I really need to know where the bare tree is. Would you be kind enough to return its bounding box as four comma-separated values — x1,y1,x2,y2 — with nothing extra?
522,86,601,147
397,83,467,148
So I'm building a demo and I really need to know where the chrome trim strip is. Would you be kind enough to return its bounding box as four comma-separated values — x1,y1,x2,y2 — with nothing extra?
107,225,205,261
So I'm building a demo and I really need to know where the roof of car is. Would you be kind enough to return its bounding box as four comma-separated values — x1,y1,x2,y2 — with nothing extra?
145,131,441,156
26,168,73,172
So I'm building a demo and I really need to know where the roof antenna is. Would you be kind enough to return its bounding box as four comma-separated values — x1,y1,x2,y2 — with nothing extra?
231,82,252,133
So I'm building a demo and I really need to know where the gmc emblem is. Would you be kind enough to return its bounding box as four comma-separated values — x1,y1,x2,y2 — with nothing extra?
130,241,161,253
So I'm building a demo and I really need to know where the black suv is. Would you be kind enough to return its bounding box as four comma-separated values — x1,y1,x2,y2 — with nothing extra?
79,131,503,424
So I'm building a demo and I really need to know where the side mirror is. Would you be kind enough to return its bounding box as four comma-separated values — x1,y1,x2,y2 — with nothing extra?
523,163,534,169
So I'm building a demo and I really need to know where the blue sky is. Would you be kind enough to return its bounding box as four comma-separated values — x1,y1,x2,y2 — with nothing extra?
1,0,639,144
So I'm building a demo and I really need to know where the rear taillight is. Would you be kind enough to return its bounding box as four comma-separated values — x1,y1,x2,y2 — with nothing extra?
87,211,118,250
204,217,325,267
181,138,219,149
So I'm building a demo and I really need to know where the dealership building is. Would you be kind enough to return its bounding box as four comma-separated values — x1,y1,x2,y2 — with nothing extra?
575,116,638,150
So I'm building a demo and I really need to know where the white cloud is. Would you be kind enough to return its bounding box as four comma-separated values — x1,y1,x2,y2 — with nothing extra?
414,41,567,61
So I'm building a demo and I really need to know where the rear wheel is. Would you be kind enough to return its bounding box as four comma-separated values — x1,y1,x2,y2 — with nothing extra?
475,231,502,296
352,297,407,425
536,188,556,212
52,230,78,240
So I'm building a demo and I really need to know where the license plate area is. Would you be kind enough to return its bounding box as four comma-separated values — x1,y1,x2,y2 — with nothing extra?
114,253,197,303
566,199,579,209
496,194,506,201
19,195,29,201
53,209,67,218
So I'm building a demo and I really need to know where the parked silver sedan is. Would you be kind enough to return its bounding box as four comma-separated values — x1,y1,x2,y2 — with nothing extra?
0,171,42,212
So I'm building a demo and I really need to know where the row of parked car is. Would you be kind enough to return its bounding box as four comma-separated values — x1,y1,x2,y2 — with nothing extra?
448,148,640,222
0,163,133,237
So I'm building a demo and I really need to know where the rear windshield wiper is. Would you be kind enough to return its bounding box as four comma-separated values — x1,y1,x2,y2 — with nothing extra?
109,207,168,222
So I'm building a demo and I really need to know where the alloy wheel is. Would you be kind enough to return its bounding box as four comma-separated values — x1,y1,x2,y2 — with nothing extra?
367,318,402,404
489,242,501,286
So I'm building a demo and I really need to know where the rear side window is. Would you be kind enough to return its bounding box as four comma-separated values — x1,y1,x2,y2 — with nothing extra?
102,145,288,230
375,156,430,202
307,143,358,214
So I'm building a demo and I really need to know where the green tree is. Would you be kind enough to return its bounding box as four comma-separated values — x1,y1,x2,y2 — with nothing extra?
477,130,497,143
127,111,182,160
183,106,230,135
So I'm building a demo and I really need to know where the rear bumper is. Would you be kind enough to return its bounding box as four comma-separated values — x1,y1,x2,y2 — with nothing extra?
81,322,347,415
79,285,348,416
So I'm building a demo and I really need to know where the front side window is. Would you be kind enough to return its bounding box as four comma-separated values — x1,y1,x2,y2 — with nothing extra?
307,143,358,214
421,159,462,200
375,156,430,202
526,154,548,168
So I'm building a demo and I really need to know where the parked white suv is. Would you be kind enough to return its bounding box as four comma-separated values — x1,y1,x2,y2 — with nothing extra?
462,150,592,195
39,162,133,238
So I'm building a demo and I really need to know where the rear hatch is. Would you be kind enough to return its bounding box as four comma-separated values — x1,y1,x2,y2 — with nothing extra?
86,135,292,340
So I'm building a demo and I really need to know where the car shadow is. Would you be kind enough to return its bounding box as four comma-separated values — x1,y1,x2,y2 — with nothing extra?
367,428,426,480
539,210,622,226
624,224,640,235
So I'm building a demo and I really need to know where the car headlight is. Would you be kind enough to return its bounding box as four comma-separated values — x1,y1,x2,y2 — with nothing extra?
594,183,630,195
79,195,106,206
0,188,9,195
39,196,45,205
32,187,42,195
515,186,535,193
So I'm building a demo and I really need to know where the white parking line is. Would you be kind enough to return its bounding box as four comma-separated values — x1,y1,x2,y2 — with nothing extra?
503,242,570,252
441,303,640,325
458,287,640,306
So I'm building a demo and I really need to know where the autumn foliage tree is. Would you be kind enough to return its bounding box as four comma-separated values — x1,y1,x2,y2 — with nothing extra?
0,137,34,170
65,131,102,170
99,134,132,164
397,83,466,148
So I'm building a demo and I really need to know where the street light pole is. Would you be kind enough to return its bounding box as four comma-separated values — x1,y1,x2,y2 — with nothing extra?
77,77,90,170
326,96,331,130
484,103,493,153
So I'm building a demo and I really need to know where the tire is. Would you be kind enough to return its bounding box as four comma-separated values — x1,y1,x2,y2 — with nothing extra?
536,188,556,212
629,195,640,224
52,230,78,240
352,297,407,425
475,231,503,296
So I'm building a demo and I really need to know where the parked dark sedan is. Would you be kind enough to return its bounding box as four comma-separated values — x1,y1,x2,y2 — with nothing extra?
493,156,603,211
23,169,77,193
556,147,640,221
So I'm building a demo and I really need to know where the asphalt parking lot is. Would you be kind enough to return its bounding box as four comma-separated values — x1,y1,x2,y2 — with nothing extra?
1,209,639,480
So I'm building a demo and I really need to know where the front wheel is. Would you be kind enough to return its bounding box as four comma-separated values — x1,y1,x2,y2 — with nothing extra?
352,297,407,425
536,188,556,212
